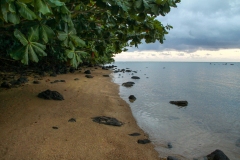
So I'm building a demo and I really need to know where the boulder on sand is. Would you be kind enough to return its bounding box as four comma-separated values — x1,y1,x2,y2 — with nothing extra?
92,116,123,126
38,89,64,100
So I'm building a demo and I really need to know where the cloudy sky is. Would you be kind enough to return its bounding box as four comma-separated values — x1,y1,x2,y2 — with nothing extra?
114,0,240,62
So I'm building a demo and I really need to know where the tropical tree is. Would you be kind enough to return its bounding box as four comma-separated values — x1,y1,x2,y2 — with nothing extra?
0,0,181,68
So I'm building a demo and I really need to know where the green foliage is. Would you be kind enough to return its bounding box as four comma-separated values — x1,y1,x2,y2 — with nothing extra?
0,0,181,68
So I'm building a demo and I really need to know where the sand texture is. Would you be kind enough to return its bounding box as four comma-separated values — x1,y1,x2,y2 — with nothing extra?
0,67,162,160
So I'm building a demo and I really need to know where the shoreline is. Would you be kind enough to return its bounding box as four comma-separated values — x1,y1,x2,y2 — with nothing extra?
0,67,162,160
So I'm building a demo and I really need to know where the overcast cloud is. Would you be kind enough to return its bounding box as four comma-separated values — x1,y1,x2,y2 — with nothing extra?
127,0,240,53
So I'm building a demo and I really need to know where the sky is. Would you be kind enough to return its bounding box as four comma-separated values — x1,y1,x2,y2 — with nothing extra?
114,0,240,62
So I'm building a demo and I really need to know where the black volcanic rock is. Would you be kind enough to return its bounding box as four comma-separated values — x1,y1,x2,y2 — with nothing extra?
122,82,135,87
84,70,91,74
169,101,188,107
92,116,123,126
206,149,229,160
137,139,151,144
131,76,140,79
38,89,64,100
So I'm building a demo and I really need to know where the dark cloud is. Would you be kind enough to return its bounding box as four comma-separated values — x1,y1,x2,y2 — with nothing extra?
127,0,240,53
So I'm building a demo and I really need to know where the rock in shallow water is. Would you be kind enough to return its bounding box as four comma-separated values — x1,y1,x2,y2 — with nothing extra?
206,149,229,160
131,76,140,79
169,101,188,107
128,133,141,136
137,139,151,144
122,82,135,87
167,156,179,160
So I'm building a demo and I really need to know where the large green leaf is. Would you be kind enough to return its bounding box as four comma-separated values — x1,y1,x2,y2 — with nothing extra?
7,12,20,24
34,0,51,15
57,31,68,41
11,29,47,65
16,2,37,20
14,29,28,46
1,1,8,22
28,27,39,42
69,35,85,47
28,45,39,62
46,0,64,7
39,24,55,43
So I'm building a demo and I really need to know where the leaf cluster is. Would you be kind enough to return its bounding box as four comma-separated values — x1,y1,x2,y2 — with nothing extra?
0,0,180,68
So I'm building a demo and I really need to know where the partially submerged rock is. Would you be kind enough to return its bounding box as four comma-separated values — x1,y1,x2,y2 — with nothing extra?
206,149,229,160
122,82,135,87
92,116,123,126
236,138,240,147
167,156,179,160
169,101,188,107
131,76,140,79
128,133,141,136
137,139,151,144
129,95,136,102
129,95,136,100
38,89,64,100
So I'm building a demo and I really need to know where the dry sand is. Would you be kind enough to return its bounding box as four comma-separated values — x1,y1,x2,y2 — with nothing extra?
0,67,164,160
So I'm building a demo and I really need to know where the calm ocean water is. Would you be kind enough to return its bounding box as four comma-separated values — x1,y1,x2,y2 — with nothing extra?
111,62,240,160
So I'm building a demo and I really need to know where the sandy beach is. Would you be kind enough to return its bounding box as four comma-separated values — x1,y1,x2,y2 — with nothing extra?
0,67,162,160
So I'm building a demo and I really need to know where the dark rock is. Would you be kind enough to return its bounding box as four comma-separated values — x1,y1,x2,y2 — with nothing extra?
137,139,151,144
103,75,109,77
167,156,179,160
68,118,76,122
17,77,28,84
50,73,57,77
92,116,123,126
167,142,173,148
236,138,240,147
131,76,140,79
206,149,229,160
85,75,93,78
60,80,66,82
170,101,188,107
33,80,40,84
74,78,79,81
84,70,91,74
128,133,141,136
54,80,60,83
38,89,64,100
122,82,135,87
52,126,58,129
128,95,137,100
1,82,11,88
69,67,75,73
126,70,132,72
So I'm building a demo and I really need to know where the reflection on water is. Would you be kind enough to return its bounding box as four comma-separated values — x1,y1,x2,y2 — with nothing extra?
112,62,240,160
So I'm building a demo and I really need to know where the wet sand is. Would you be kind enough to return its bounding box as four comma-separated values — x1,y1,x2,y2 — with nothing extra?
0,67,163,160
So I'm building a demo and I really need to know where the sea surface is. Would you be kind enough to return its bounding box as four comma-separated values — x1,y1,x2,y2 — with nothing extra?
110,62,240,160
